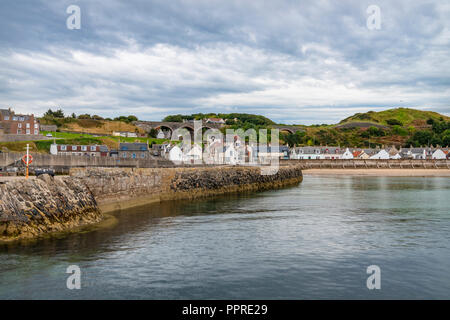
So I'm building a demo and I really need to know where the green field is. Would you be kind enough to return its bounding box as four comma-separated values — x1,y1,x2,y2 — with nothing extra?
1,132,171,153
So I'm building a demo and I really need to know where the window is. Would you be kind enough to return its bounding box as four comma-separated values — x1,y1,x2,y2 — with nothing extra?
17,129,22,134
122,153,127,158
132,153,136,159
26,123,30,128
19,117,24,121
4,116,9,121
18,123,22,128
141,153,145,158
81,146,87,151
34,123,39,129
34,130,38,135
26,129,30,134
12,116,18,121
61,145,67,151
90,146,96,151
72,146,77,151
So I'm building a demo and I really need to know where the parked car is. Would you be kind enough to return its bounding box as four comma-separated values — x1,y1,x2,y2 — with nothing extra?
34,168,55,177
46,133,53,137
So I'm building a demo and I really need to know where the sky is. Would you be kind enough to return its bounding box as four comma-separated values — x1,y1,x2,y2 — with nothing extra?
0,0,449,124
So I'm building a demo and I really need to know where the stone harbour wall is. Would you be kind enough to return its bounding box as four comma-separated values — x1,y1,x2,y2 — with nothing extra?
0,175,101,241
0,165,303,240
70,165,303,212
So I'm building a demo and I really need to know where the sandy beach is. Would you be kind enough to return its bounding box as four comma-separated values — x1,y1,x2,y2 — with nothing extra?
303,169,450,177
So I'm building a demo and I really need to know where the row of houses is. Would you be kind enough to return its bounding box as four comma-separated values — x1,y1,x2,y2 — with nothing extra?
48,140,450,164
290,146,450,160
50,142,153,159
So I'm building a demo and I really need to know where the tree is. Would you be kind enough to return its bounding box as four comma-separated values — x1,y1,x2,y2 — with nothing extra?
148,128,158,138
406,130,433,147
44,108,65,118
92,115,104,120
127,115,138,122
442,129,450,146
78,114,92,119
114,115,139,123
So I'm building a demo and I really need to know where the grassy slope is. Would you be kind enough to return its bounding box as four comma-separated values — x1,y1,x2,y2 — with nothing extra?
339,107,450,126
39,118,145,135
1,131,170,153
284,108,450,147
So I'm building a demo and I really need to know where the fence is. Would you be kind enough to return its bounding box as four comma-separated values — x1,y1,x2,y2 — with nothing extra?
281,159,450,169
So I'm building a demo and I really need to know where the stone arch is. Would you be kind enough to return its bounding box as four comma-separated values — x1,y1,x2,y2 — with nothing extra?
279,128,295,134
155,125,173,139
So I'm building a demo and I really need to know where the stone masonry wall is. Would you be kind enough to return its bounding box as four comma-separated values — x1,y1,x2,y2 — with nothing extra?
0,175,101,241
70,165,303,212
1,165,303,240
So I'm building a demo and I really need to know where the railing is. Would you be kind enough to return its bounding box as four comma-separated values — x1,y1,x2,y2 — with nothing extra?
281,159,450,169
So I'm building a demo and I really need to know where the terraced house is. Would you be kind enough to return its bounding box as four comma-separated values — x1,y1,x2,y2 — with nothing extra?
0,108,40,135
118,142,152,159
50,143,109,157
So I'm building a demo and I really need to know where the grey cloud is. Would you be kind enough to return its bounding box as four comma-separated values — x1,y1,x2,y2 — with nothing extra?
0,0,449,123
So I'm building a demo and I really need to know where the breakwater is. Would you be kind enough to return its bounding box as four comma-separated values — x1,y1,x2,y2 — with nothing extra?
0,165,303,240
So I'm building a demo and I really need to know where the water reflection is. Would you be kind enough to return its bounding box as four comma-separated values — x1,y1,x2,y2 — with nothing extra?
1,176,450,299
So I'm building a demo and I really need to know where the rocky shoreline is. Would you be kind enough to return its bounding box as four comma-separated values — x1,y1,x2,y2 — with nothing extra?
0,165,303,241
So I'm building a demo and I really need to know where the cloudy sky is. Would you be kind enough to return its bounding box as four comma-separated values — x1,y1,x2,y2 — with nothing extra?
0,0,449,124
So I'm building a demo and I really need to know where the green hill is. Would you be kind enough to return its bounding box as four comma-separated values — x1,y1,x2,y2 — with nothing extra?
163,113,275,126
281,108,450,148
339,107,450,127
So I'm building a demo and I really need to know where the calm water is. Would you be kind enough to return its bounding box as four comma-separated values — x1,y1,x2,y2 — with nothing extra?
1,176,450,299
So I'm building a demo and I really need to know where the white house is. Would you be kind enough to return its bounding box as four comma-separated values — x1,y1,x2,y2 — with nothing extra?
291,147,324,160
168,145,183,163
341,148,354,159
370,149,390,159
390,152,402,159
50,143,58,155
156,130,165,139
205,118,226,125
432,148,447,159
186,144,203,163
224,144,237,165
410,148,426,159
112,131,138,138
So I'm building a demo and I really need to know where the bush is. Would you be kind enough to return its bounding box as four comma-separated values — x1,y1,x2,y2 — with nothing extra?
148,128,158,138
386,119,403,126
392,125,408,136
114,115,139,123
